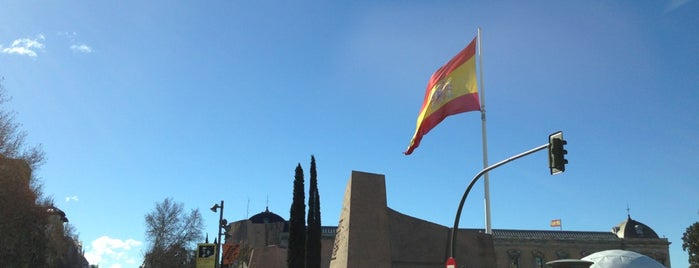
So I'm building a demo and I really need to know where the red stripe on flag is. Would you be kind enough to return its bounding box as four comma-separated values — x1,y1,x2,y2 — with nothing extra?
404,92,480,155
404,36,480,155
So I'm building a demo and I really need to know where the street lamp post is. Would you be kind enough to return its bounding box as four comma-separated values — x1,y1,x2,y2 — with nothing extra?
210,200,224,268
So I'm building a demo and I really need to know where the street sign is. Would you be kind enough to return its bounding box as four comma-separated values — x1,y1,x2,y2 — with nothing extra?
446,257,456,268
196,243,216,268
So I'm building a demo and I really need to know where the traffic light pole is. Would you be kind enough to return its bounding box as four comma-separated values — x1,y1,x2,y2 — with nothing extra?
212,200,224,268
217,203,223,268
448,143,549,265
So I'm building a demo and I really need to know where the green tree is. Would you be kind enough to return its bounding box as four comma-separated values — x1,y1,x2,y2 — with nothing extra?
144,197,203,268
306,155,321,268
683,221,699,268
287,164,306,268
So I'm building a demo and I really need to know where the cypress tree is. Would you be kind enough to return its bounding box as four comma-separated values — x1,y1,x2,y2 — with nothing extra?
306,155,321,268
287,164,306,268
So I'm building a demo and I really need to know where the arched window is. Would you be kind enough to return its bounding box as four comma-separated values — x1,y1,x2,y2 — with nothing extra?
532,250,545,268
534,256,544,268
556,250,569,260
507,249,521,268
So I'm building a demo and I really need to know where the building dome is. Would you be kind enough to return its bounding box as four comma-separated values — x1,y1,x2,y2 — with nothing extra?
611,215,659,239
249,207,285,224
582,249,664,268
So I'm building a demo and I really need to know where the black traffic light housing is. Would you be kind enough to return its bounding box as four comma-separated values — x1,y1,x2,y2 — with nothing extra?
221,220,232,240
548,131,568,175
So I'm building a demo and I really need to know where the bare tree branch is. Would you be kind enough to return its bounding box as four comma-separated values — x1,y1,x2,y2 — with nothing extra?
144,197,203,268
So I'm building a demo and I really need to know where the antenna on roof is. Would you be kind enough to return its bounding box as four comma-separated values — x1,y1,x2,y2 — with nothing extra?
246,197,250,218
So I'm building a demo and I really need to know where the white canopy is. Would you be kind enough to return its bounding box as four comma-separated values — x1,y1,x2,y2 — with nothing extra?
581,250,664,268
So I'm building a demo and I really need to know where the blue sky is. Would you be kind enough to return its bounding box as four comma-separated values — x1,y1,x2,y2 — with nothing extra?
1,1,698,267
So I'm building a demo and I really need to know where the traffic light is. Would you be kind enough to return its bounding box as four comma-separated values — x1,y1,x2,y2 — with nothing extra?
221,219,231,240
222,222,232,240
548,131,567,175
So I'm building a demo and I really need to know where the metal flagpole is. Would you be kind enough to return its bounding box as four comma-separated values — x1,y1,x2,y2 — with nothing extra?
477,27,493,235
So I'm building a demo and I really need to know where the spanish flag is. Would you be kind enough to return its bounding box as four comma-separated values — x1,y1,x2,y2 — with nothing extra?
404,36,480,155
550,219,562,227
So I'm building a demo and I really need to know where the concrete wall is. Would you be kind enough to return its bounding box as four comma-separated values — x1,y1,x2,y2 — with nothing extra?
329,170,496,268
388,209,496,268
330,171,392,268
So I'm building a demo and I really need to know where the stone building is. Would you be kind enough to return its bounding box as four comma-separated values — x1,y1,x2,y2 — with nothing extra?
221,171,670,268
490,216,670,268
223,207,337,267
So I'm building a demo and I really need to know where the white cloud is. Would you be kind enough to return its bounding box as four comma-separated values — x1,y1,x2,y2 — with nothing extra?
666,0,694,12
1,34,46,57
84,236,142,267
57,31,77,38
65,195,79,202
2,32,95,56
57,31,93,54
70,44,93,53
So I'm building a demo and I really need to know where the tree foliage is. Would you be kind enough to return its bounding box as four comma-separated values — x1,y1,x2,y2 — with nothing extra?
0,80,45,205
683,221,699,268
0,80,66,268
306,155,321,268
144,197,204,268
45,211,86,267
288,164,306,268
0,157,48,267
59,223,86,267
0,78,45,170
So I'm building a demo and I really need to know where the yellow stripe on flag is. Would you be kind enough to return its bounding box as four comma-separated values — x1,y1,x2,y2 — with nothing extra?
405,36,480,155
550,219,562,227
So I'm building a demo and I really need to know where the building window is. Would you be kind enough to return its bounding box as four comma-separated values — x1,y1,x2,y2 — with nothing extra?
634,224,645,236
556,250,569,259
507,249,521,268
532,250,545,268
580,250,592,258
534,256,544,268
510,256,519,268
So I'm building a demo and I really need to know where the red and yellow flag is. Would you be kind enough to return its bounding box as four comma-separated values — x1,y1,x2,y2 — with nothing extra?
550,219,562,227
404,36,480,155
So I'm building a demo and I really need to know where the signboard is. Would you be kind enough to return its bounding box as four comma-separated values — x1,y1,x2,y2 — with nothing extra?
196,243,216,268
222,243,240,265
446,257,456,268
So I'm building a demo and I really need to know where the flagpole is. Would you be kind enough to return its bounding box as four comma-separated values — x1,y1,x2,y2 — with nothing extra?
477,27,493,235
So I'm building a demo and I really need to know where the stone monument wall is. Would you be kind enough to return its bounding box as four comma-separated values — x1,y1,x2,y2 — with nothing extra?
329,170,496,268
